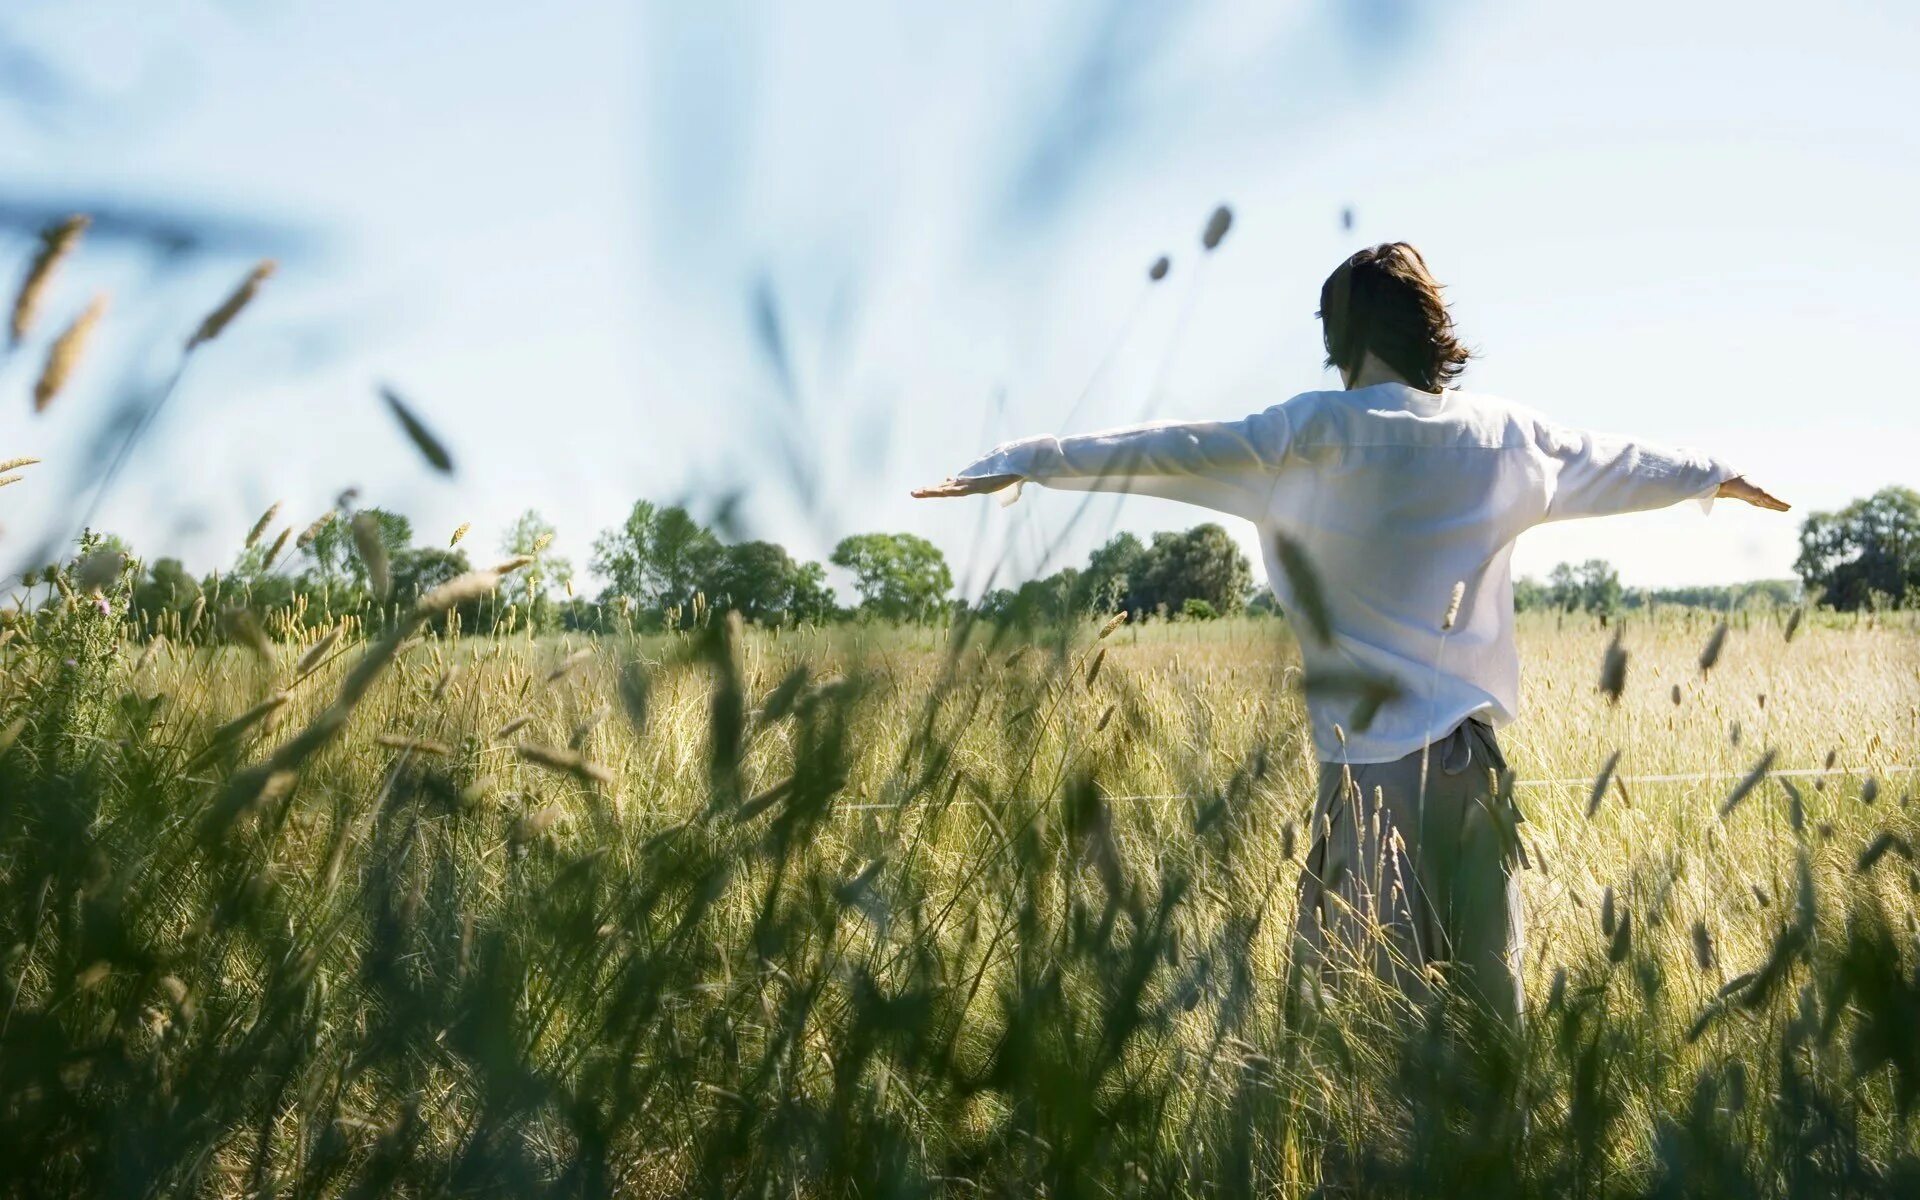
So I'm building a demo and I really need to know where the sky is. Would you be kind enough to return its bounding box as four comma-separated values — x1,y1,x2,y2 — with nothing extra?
0,0,1914,600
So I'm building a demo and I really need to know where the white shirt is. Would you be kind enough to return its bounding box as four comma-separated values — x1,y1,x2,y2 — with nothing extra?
958,383,1734,763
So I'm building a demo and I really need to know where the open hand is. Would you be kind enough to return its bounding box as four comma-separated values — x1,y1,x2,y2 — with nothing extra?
1717,476,1790,511
910,474,1022,499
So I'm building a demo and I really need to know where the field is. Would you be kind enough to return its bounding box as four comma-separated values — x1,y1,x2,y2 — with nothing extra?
3,584,1920,1196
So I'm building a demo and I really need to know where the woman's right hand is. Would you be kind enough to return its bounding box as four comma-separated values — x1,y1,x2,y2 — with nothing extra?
910,473,1022,499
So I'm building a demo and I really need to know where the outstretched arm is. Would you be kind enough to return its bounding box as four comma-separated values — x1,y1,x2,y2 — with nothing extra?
1534,420,1788,520
911,407,1292,521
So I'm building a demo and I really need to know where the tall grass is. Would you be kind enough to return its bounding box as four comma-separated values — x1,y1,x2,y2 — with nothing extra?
2,545,1918,1195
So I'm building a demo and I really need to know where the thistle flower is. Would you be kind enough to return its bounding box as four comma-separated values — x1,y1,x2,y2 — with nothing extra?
74,548,125,594
10,215,88,346
187,260,275,350
34,294,107,413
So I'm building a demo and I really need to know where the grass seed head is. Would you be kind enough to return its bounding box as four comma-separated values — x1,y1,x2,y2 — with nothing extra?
1698,621,1729,673
379,384,454,473
1201,204,1233,251
1599,631,1627,703
187,260,275,350
415,570,500,617
245,502,281,550
34,294,107,413
10,214,89,346
351,512,390,600
295,626,341,677
295,510,335,550
261,527,292,570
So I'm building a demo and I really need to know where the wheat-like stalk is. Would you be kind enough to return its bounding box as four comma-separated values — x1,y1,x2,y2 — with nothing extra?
187,261,275,350
34,294,107,413
246,503,282,550
10,215,89,346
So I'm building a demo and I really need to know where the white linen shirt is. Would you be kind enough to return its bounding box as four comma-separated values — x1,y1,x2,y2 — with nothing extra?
957,383,1734,763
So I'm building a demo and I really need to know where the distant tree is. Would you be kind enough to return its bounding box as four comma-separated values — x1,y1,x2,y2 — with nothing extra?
500,509,572,629
1078,532,1149,616
591,501,722,620
830,533,953,622
1512,575,1550,612
1181,597,1218,620
705,540,788,623
1632,579,1801,610
131,557,202,624
392,546,471,603
1140,524,1251,616
786,560,840,624
1546,559,1622,615
302,507,411,592
1795,486,1920,610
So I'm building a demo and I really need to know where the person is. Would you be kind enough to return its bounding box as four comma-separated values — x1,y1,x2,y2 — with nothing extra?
911,242,1789,1025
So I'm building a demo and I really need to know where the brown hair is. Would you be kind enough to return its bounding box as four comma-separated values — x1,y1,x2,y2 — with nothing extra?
1318,242,1470,392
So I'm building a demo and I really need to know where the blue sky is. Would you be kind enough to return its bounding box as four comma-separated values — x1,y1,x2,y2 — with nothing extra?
0,0,1913,597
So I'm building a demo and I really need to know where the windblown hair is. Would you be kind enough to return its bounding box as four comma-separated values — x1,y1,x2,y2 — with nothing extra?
1318,242,1471,392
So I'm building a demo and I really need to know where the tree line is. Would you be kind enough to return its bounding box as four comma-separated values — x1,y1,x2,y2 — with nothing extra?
41,483,1920,641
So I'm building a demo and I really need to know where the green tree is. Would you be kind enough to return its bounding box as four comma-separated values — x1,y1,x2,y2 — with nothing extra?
304,507,411,592
830,532,953,622
1795,486,1920,610
1544,559,1621,615
786,560,840,624
706,540,805,625
500,509,573,629
1077,532,1148,616
591,501,721,620
1139,524,1251,617
392,546,471,603
131,557,202,623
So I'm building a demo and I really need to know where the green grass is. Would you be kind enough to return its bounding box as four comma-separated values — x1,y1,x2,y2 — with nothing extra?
3,584,1919,1197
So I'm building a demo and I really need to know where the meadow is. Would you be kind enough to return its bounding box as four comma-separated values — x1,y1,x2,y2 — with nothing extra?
3,564,1918,1196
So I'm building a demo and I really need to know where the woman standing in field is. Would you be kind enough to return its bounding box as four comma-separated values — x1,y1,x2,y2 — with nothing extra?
912,242,1790,1025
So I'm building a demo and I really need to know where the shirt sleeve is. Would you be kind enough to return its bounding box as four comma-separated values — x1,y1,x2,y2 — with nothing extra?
955,406,1292,521
1532,419,1735,523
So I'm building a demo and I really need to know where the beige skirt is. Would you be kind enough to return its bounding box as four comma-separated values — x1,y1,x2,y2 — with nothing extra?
1292,718,1529,1026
